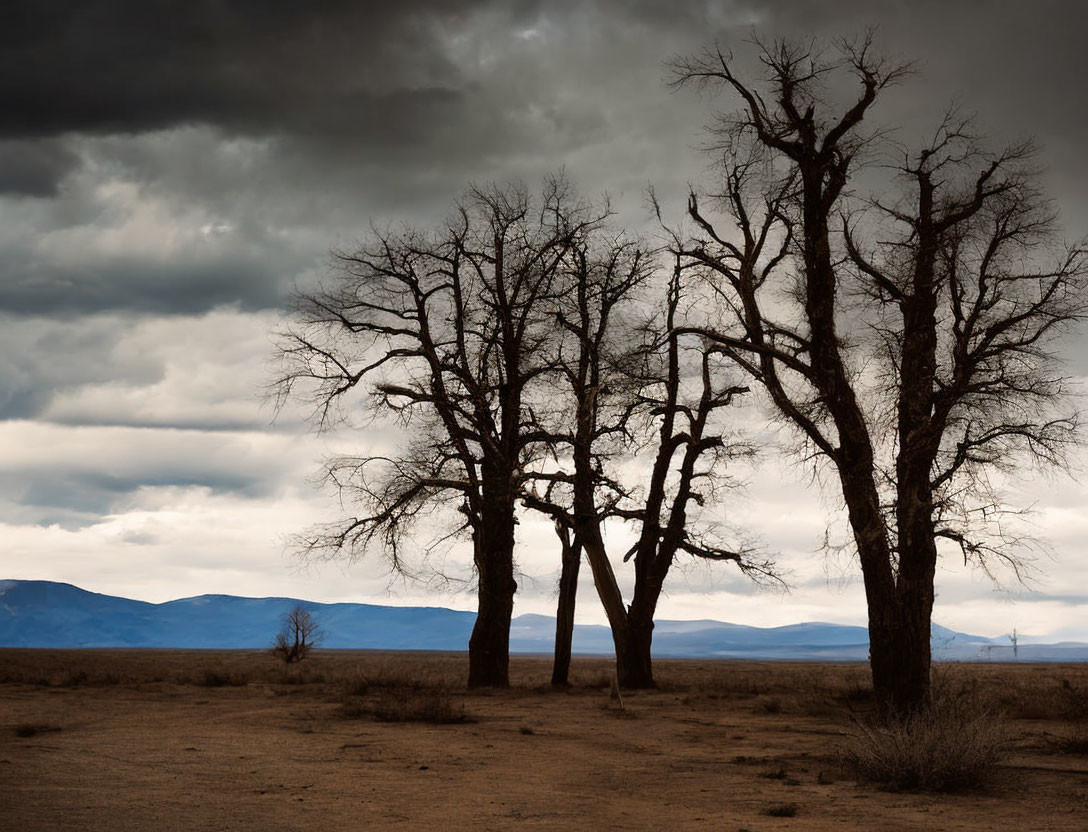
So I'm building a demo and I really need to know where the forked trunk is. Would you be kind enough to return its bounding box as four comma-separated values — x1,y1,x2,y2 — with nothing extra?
579,535,634,686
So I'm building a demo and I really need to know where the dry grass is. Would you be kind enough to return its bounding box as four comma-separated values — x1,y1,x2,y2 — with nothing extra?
5,651,1088,830
13,722,61,738
370,686,468,723
840,681,1011,792
763,803,799,817
1049,677,1088,753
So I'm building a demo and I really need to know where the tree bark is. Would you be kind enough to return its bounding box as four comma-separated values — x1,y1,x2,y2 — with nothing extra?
468,481,517,688
867,586,933,713
617,607,656,689
551,528,581,687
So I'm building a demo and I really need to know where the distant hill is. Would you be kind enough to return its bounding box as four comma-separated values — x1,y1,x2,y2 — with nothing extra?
2,580,1085,660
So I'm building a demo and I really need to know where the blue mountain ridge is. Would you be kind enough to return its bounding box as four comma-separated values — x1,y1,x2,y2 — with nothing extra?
2,580,1084,660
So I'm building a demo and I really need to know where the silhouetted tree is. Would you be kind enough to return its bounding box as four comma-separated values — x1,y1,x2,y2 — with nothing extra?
272,605,321,664
671,35,1086,710
548,519,581,686
274,179,604,687
523,239,779,688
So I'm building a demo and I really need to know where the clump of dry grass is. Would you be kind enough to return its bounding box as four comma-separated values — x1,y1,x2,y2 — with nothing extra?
195,668,247,687
1051,677,1088,753
762,803,798,817
370,686,468,723
840,685,1010,792
338,677,471,724
13,722,61,738
339,670,371,697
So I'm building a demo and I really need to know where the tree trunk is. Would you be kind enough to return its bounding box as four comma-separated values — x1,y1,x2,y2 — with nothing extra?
617,571,661,689
868,591,933,713
579,535,634,684
468,561,515,687
551,529,581,687
876,506,939,713
616,613,655,689
468,487,517,688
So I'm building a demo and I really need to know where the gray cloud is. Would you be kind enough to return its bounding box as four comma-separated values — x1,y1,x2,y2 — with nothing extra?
0,139,81,196
0,420,317,527
4,1,1086,315
1,1,481,138
2,0,1087,634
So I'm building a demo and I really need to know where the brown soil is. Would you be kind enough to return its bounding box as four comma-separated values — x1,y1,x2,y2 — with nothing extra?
2,651,1088,830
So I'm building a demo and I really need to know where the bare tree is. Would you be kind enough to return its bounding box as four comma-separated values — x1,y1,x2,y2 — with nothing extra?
272,605,321,664
521,230,652,686
273,179,603,687
547,519,582,687
524,240,779,688
671,35,1086,710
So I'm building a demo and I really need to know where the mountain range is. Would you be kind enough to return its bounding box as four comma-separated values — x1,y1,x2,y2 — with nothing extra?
2,579,1086,661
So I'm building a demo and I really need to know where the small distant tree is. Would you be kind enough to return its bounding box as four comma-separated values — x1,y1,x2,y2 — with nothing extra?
272,605,321,664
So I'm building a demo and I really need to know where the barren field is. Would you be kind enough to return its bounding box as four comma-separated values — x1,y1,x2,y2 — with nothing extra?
2,651,1088,830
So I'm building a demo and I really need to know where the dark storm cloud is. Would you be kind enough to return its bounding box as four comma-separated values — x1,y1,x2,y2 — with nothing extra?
3,1,508,140
7,1,1088,180
0,139,80,196
0,238,293,315
5,0,1086,315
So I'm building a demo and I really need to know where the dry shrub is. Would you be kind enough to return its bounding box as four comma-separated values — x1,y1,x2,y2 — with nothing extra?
346,658,462,691
339,670,371,697
13,722,61,738
840,685,1010,792
760,696,783,714
339,684,470,724
1052,678,1088,753
372,686,467,723
763,803,798,817
195,668,247,687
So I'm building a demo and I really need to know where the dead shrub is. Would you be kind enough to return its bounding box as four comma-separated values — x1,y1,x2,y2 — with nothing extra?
760,697,783,714
339,671,371,697
840,688,1009,792
195,668,247,687
762,803,798,817
338,684,470,724
1051,678,1088,753
372,686,467,723
58,669,89,687
14,723,61,738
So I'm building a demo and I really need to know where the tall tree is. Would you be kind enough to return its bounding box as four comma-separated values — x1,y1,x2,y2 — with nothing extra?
273,180,600,687
672,36,1086,710
524,242,778,688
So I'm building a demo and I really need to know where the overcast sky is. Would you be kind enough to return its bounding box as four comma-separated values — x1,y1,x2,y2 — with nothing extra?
3,0,1087,642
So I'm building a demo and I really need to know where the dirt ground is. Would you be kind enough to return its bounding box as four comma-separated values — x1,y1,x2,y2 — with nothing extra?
2,651,1088,831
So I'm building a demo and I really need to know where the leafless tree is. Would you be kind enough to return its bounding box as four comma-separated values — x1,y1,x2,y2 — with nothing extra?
273,179,604,687
524,240,779,688
671,35,1086,710
272,605,321,664
520,230,652,686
